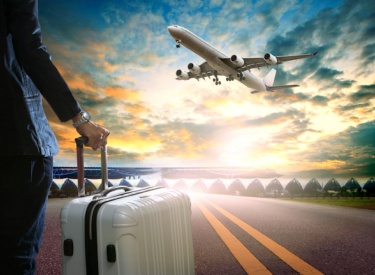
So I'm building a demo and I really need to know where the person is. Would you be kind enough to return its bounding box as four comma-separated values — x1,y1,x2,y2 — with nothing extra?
0,0,109,274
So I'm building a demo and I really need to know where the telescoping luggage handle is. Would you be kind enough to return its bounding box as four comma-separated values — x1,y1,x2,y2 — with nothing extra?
75,136,108,197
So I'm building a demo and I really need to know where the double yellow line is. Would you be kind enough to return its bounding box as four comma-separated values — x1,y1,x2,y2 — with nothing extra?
196,200,323,275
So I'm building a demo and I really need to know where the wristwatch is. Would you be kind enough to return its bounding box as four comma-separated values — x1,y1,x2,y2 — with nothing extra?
72,111,91,128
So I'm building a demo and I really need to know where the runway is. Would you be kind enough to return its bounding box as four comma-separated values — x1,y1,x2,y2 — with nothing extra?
36,193,375,274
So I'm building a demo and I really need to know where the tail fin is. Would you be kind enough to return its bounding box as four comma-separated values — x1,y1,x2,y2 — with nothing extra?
263,69,276,86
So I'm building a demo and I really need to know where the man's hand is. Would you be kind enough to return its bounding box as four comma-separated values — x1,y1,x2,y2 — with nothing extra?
72,114,109,150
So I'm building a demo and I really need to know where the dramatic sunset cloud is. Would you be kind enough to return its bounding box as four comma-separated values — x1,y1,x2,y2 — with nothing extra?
38,0,375,177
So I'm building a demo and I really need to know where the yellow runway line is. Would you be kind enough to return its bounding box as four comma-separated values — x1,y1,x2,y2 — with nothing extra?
206,200,324,275
196,201,272,275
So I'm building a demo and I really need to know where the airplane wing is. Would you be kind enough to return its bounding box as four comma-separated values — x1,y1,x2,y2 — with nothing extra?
176,61,222,81
268,84,299,90
276,53,318,62
251,84,300,94
220,52,318,72
200,61,216,72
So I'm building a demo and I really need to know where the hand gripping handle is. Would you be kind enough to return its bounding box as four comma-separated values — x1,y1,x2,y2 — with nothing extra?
75,137,108,197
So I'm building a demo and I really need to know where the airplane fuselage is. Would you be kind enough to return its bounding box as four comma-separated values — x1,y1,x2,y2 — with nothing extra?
168,25,267,91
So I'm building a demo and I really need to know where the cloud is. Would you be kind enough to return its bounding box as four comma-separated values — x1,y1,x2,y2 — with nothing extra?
361,43,375,59
336,102,371,112
244,109,304,127
290,120,375,176
262,88,309,105
53,61,98,93
348,84,375,102
359,22,375,43
310,95,330,106
310,68,356,90
271,121,320,143
311,68,343,80
349,120,375,147
104,86,140,101
122,103,151,114
252,0,298,34
229,32,254,48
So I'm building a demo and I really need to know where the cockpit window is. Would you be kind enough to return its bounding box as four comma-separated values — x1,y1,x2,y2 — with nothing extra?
174,25,178,27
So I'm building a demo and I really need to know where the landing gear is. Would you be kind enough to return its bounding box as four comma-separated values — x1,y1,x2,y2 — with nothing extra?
213,70,221,85
175,39,181,48
227,75,234,81
237,71,246,81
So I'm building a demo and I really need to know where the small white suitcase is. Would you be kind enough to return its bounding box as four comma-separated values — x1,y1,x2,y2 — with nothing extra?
60,137,195,275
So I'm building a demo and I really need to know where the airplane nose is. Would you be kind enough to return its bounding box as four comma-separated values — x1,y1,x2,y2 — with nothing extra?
168,25,178,38
167,26,174,35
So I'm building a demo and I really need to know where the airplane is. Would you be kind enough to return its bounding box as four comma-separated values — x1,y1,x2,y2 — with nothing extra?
167,25,317,94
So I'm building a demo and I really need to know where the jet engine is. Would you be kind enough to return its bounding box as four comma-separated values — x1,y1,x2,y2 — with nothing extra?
176,69,189,80
264,53,277,65
188,63,201,74
230,55,244,66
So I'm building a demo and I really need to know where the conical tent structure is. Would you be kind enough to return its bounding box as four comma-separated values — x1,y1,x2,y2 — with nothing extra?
84,179,97,193
99,180,114,190
228,179,245,195
344,178,361,191
50,181,59,191
173,179,189,191
285,178,303,194
49,181,60,197
324,178,341,191
156,178,169,188
304,178,322,193
119,179,133,187
363,178,375,194
137,179,149,187
61,179,78,196
246,179,265,196
191,179,207,193
266,178,283,192
208,179,227,194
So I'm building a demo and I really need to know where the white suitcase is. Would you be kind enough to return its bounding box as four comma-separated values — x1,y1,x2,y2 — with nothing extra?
60,137,195,275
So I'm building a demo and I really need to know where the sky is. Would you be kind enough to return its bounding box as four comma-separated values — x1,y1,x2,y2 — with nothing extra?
38,0,375,177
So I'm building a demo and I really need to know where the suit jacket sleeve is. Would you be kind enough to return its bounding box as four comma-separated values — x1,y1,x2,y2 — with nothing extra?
5,0,82,122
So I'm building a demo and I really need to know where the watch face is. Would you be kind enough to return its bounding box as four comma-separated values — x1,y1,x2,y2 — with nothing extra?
82,111,91,120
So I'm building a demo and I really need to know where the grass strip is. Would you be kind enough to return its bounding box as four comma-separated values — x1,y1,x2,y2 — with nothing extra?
278,197,375,207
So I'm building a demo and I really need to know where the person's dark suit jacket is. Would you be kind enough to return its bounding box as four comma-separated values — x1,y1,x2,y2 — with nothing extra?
0,0,82,156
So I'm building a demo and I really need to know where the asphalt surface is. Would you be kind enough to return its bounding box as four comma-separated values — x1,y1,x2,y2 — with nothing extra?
35,194,375,274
